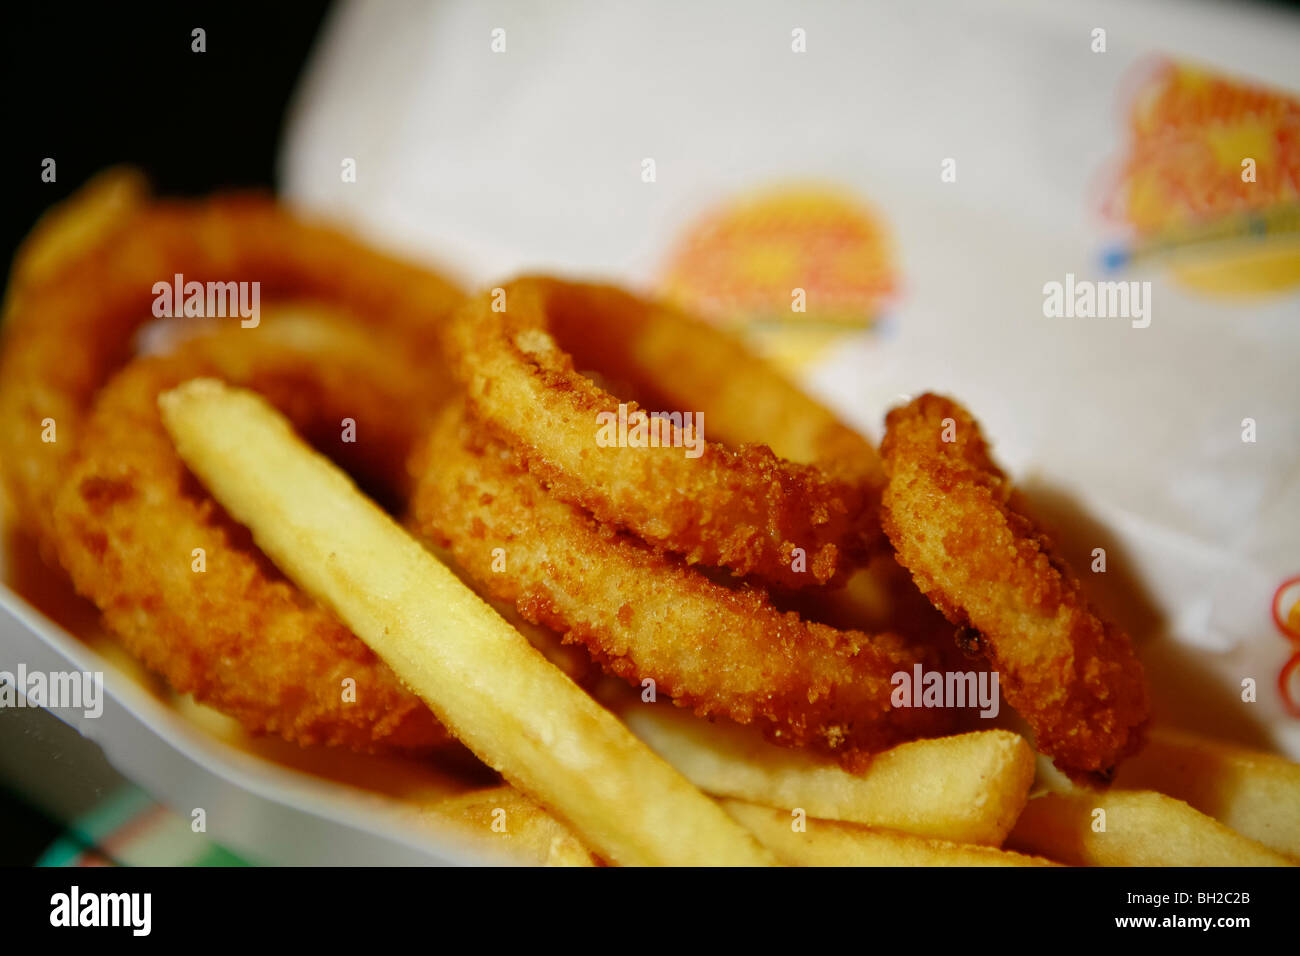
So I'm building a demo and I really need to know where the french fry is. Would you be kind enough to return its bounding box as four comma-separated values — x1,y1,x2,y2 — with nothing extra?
622,701,1034,845
419,786,598,867
1109,729,1300,860
6,166,146,294
722,800,1059,867
158,379,772,867
1007,790,1297,867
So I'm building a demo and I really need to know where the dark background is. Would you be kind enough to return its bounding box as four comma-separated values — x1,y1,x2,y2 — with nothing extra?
2,2,332,288
0,0,332,864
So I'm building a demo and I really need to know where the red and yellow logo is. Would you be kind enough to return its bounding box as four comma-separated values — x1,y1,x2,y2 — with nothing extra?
1105,60,1300,296
1274,575,1300,718
660,186,898,371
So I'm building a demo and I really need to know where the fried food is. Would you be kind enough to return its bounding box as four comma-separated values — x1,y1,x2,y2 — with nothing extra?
446,277,883,588
4,172,1277,868
0,175,462,559
1007,789,1296,867
420,535,598,688
410,402,954,763
723,800,1060,867
5,168,149,299
1088,728,1300,860
158,379,774,866
51,315,450,751
417,786,598,867
621,701,1034,845
879,394,1149,780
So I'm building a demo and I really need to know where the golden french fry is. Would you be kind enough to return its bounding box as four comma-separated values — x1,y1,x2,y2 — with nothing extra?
722,800,1059,867
622,701,1034,845
6,166,147,296
417,536,595,685
1109,729,1300,861
1007,789,1297,867
420,786,598,867
158,379,772,867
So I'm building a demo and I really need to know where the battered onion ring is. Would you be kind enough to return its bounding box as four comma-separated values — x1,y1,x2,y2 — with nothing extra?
53,315,451,751
879,394,1149,779
446,278,884,589
410,402,954,765
0,176,462,556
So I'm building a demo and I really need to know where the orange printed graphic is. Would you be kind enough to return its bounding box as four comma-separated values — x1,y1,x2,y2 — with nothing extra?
1106,60,1300,295
661,186,898,370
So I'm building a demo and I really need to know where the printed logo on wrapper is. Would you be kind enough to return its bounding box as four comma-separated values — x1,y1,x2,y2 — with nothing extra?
1099,59,1300,296
1273,575,1300,717
659,185,899,372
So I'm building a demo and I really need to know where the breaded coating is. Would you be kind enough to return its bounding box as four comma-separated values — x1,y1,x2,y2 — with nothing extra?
0,182,461,558
880,394,1149,779
411,403,955,766
446,278,885,588
52,317,451,751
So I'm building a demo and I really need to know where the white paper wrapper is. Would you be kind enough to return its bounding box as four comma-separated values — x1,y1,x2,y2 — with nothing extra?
282,0,1300,758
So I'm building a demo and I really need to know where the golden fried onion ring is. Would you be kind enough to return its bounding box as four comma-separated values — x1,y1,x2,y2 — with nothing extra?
446,278,884,589
0,178,462,556
411,402,954,765
880,394,1149,779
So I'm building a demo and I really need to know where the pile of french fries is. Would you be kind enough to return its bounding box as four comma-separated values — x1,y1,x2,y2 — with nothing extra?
158,380,1300,867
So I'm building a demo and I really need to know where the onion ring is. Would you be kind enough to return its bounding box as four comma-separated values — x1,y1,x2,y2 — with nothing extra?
0,176,462,557
879,393,1149,779
52,314,451,751
446,278,883,588
410,402,954,765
